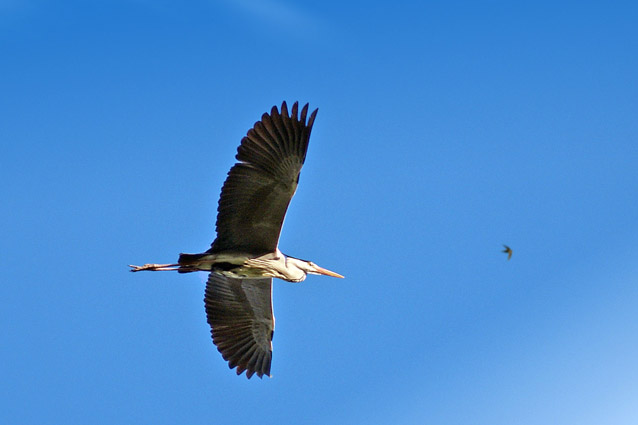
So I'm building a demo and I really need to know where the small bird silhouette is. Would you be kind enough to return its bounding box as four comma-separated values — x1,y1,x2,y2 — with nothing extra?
502,245,513,260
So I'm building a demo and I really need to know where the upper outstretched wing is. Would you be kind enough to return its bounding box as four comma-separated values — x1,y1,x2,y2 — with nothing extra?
210,101,318,255
204,273,274,378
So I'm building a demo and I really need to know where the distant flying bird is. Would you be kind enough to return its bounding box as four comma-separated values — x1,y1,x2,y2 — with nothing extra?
129,102,343,379
502,245,513,260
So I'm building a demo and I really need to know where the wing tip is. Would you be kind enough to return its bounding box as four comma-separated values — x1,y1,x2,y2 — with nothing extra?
228,359,272,379
273,101,317,122
307,107,318,130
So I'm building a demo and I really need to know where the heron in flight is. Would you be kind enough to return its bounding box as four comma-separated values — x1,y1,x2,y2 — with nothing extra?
130,102,343,378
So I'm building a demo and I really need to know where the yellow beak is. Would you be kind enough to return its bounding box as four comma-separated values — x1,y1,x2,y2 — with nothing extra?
314,265,344,279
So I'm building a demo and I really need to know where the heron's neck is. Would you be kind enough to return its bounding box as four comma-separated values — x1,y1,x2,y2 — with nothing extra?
283,255,308,282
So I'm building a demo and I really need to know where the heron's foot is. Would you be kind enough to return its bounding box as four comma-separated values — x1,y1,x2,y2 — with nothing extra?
129,263,179,272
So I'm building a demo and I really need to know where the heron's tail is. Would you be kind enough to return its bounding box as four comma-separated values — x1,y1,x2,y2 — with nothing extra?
177,253,211,273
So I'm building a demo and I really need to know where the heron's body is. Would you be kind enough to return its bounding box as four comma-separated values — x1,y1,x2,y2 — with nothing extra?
176,249,314,282
130,102,342,379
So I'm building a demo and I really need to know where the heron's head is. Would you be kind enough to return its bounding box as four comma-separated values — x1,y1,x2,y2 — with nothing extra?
286,257,344,280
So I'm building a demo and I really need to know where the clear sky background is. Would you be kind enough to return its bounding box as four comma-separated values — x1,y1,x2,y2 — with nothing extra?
2,1,638,424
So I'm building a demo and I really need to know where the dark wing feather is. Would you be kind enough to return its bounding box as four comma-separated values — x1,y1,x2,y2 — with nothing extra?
210,101,318,255
204,274,274,379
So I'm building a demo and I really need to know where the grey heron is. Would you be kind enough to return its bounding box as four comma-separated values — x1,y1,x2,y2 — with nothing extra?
130,101,343,379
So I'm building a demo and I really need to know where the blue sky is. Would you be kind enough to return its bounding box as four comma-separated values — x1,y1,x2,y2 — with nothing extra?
2,1,638,423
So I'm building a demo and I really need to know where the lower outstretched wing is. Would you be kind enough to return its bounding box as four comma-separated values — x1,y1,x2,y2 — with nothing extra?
204,274,274,378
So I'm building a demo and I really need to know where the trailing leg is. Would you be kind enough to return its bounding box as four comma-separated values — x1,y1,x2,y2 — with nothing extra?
128,263,179,272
